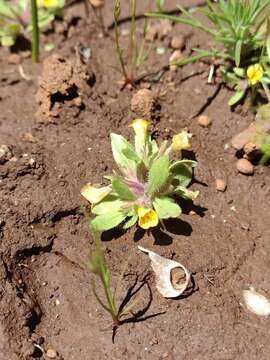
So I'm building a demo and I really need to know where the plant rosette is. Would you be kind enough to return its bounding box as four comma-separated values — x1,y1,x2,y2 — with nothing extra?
81,119,199,232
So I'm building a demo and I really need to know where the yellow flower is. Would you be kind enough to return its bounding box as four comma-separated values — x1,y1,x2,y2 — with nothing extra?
137,207,159,229
247,64,264,86
171,130,191,152
80,183,111,205
38,0,59,8
131,119,150,134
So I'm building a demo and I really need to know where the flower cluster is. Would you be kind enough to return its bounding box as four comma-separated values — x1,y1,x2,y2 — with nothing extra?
81,120,198,232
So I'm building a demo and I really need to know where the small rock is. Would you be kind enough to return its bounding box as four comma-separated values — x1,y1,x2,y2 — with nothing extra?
131,89,155,117
46,348,57,358
169,50,183,71
198,115,211,127
54,22,67,34
236,158,254,175
231,123,256,150
0,144,12,164
7,53,21,65
243,142,259,156
170,35,185,50
215,178,227,192
145,26,158,42
21,50,31,59
22,132,37,143
73,97,82,107
89,0,104,7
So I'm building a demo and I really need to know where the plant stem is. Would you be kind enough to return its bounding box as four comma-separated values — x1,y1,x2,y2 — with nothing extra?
31,0,39,63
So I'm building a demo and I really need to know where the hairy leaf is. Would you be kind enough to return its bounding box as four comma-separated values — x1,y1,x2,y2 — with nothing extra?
153,196,181,219
111,133,139,171
91,211,127,232
147,155,170,197
112,176,135,201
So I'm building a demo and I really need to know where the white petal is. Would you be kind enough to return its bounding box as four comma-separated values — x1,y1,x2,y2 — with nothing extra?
138,246,190,298
243,287,270,317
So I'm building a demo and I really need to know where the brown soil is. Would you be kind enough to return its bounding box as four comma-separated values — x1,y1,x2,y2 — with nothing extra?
1,1,270,359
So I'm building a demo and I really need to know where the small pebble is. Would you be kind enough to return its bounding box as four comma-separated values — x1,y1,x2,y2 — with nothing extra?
216,178,227,192
145,26,158,42
198,115,211,127
0,144,12,164
46,348,57,358
169,50,183,71
170,35,185,50
236,158,254,175
7,53,21,65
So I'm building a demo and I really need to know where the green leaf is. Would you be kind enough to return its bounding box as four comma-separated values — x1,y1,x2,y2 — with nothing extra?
111,133,139,171
147,155,170,197
1,35,15,47
228,89,246,106
233,67,245,78
174,187,199,201
91,211,127,232
112,176,135,201
123,214,138,229
235,40,242,67
153,196,181,219
92,196,125,215
170,161,196,188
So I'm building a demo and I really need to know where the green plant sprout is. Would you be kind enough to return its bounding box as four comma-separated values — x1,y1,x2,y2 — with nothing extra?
88,231,139,327
0,0,65,48
252,104,270,164
81,119,199,233
146,0,270,106
114,0,150,88
31,0,39,62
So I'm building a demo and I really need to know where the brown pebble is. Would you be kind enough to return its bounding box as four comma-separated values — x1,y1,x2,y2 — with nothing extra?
170,35,185,50
46,348,57,358
0,144,12,164
7,53,21,65
243,142,259,156
215,178,227,192
89,0,104,7
236,158,254,175
73,97,82,107
198,115,211,127
157,20,173,39
145,26,158,42
169,50,183,71
231,123,256,150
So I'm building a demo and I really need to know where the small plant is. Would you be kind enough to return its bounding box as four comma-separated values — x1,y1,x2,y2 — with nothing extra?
146,0,270,106
114,0,149,88
0,0,65,48
81,119,199,233
252,104,270,164
88,231,138,327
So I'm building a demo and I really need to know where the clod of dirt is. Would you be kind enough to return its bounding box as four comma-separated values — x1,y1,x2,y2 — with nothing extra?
157,20,173,40
170,35,185,50
231,123,256,150
131,89,156,118
7,53,21,65
36,54,94,122
0,144,12,164
236,158,254,175
46,348,57,358
169,50,183,71
243,142,260,161
215,178,227,192
198,114,211,127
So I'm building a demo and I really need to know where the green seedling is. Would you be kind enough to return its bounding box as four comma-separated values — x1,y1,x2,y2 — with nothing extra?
114,0,150,88
88,231,139,327
81,119,199,233
252,104,270,164
146,0,270,106
0,0,65,49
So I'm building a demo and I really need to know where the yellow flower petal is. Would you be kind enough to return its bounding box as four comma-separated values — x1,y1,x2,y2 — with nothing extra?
247,64,263,86
131,119,150,134
80,183,111,205
171,130,191,152
137,207,159,229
